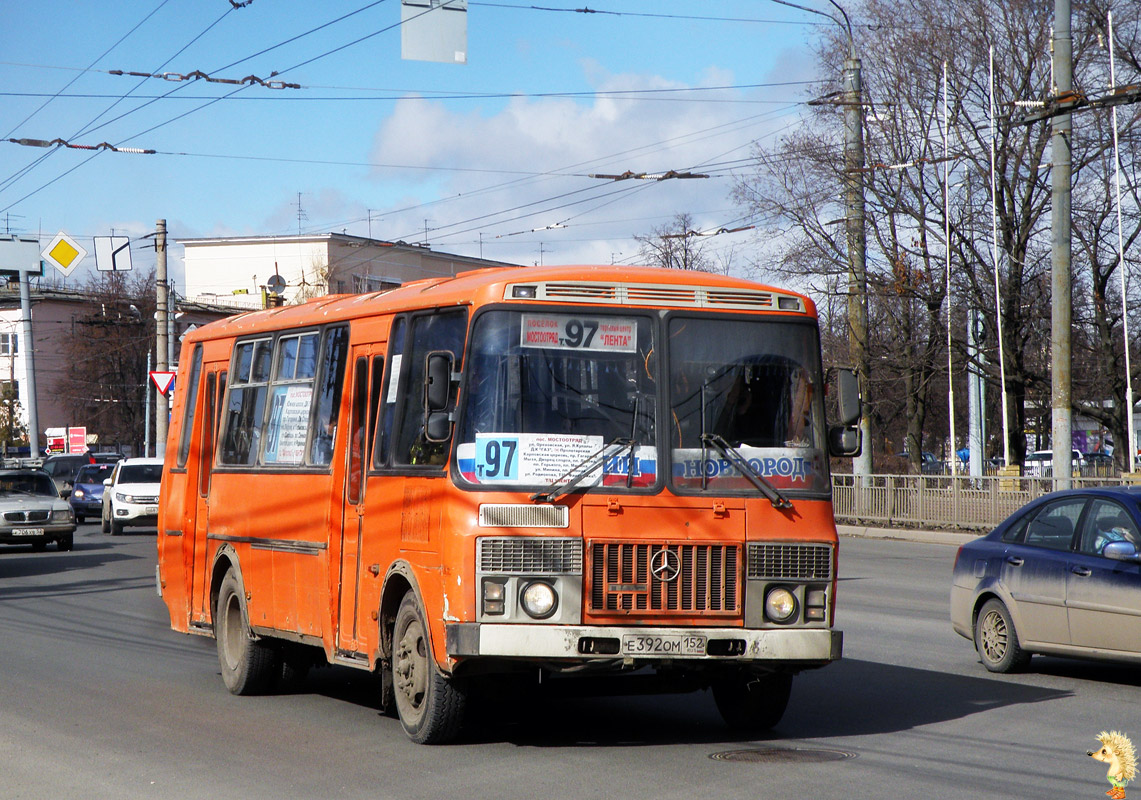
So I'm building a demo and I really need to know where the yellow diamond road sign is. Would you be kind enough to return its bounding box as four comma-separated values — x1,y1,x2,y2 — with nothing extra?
42,231,87,277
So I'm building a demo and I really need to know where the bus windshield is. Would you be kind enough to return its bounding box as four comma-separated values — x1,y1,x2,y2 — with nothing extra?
667,315,828,495
456,309,658,488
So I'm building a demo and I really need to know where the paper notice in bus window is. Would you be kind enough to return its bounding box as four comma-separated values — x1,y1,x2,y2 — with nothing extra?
670,446,821,489
263,385,313,464
386,354,402,403
520,313,637,353
458,433,605,485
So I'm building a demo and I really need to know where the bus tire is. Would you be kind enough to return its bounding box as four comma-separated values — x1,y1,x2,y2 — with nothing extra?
712,671,793,732
215,570,278,696
392,592,466,744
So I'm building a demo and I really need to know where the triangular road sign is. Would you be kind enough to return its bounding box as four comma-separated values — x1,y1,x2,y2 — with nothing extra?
150,371,176,394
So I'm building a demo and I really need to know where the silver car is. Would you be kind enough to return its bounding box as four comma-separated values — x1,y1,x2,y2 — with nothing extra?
951,487,1141,672
0,469,76,551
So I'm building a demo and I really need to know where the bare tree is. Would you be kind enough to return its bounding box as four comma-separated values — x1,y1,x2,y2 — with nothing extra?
634,213,721,272
734,0,1141,471
58,271,156,455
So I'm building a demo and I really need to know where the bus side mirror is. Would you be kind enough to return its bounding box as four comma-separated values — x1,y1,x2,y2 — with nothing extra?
424,351,455,443
835,367,860,427
425,351,454,412
827,367,861,457
828,425,861,457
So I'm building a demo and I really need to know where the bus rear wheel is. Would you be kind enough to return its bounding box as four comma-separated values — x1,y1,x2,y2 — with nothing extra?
712,670,793,732
215,570,278,695
392,592,466,744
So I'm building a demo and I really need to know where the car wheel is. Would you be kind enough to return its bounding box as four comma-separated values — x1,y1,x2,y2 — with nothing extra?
215,570,278,695
392,592,467,744
31,540,46,552
975,598,1030,673
712,671,793,732
101,508,110,534
57,534,73,552
75,514,85,525
110,519,124,536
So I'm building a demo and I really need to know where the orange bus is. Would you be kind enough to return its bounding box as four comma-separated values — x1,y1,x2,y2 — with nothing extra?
157,265,861,743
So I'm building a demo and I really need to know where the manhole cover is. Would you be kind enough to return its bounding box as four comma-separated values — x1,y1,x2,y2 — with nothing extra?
709,746,857,764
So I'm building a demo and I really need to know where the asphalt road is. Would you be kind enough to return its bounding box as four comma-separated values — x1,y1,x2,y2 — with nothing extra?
1,524,1136,799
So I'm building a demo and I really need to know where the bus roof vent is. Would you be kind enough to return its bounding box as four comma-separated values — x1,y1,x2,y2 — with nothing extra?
479,504,570,529
540,282,620,302
506,281,803,312
706,289,781,310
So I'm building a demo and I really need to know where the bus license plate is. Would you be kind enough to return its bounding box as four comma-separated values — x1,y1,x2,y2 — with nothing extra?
621,634,707,657
11,528,44,536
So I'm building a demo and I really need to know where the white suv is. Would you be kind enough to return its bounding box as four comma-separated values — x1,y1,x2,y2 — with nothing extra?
101,457,163,535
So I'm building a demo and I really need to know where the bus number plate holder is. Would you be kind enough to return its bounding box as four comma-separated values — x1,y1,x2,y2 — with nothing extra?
621,634,707,657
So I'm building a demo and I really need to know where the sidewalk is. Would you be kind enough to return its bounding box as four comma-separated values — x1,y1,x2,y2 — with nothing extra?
837,523,978,546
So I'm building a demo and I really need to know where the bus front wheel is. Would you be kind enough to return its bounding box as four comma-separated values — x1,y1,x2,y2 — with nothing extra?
392,592,467,744
215,570,278,695
712,670,793,732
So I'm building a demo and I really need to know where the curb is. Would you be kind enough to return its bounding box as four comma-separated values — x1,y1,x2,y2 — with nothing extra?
837,524,978,546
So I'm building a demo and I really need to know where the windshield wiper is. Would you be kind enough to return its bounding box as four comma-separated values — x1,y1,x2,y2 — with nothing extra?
531,437,634,504
701,433,793,510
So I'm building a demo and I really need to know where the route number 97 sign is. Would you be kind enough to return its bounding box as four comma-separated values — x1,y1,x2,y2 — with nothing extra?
520,313,637,353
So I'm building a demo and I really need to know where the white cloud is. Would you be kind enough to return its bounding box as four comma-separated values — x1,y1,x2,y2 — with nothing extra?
363,66,801,268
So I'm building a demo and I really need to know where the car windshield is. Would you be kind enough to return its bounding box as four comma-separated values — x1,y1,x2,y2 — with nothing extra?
118,464,163,483
0,473,57,496
667,316,828,496
456,309,657,489
75,464,114,483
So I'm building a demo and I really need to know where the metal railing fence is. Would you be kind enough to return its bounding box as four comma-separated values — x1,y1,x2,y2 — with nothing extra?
831,473,1129,531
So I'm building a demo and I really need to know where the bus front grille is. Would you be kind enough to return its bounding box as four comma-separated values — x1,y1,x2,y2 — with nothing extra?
589,541,740,616
747,543,833,580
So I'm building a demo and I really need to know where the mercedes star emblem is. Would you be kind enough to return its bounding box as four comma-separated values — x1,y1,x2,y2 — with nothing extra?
650,548,681,582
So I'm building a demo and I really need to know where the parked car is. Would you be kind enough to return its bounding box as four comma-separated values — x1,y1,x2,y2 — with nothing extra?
40,453,92,498
0,468,75,551
91,452,125,465
101,457,163,535
896,450,942,475
951,487,1141,672
1023,449,1085,477
68,462,116,524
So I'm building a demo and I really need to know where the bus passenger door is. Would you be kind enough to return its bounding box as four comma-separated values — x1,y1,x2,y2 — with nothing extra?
192,370,221,623
337,349,380,654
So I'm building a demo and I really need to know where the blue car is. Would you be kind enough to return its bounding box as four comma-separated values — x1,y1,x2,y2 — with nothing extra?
951,487,1141,672
68,462,115,524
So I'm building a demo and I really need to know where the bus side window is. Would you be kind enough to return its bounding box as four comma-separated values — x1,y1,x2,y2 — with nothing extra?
198,372,216,496
308,326,350,467
368,354,384,465
220,339,271,466
376,318,406,468
176,345,203,468
394,310,467,467
347,356,369,504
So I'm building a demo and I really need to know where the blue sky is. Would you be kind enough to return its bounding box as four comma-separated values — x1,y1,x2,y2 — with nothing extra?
0,1,828,290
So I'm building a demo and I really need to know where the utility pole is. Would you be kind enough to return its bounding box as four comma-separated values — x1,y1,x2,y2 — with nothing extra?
155,219,168,459
843,38,870,475
1051,0,1073,487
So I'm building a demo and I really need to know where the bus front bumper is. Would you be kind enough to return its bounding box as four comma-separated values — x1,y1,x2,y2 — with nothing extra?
446,623,841,665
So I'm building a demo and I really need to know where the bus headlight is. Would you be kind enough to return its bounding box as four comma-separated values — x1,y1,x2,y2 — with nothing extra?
764,587,798,623
520,581,558,619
